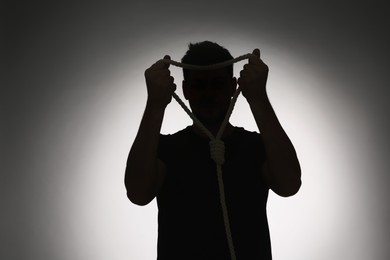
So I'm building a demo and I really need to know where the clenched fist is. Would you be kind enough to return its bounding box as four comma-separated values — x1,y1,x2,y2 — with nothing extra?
144,55,177,110
238,49,269,105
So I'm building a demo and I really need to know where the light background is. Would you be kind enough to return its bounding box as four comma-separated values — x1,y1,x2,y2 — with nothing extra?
3,1,390,259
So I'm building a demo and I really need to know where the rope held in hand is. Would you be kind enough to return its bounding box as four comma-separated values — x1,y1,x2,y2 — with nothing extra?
160,53,254,260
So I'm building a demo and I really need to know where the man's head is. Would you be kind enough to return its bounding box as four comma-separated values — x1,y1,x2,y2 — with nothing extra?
181,41,237,127
181,41,234,80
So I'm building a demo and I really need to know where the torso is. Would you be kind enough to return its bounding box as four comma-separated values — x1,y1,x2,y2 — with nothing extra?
157,126,272,259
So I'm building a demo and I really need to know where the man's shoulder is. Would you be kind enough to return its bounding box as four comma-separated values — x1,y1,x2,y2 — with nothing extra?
160,126,192,140
234,126,260,135
230,126,261,141
160,126,261,141
227,127,264,155
158,126,195,150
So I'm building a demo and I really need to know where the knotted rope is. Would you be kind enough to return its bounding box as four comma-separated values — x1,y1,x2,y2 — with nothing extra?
161,53,254,260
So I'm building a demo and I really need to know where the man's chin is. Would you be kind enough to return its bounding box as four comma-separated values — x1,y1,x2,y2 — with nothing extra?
194,112,225,127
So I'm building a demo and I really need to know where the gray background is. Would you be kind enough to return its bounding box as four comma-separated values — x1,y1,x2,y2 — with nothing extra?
3,1,389,259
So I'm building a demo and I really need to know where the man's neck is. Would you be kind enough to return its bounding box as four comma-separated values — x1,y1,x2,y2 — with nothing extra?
190,122,235,139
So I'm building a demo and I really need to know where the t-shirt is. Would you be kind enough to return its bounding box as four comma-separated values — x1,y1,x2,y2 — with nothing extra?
157,126,272,259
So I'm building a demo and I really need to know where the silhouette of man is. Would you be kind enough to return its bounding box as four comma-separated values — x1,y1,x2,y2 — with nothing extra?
125,41,301,259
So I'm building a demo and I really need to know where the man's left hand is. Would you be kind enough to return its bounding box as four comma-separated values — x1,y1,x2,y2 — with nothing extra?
238,48,269,105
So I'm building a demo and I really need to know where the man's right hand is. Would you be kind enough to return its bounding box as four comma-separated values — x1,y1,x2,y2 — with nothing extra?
126,55,174,206
144,55,176,109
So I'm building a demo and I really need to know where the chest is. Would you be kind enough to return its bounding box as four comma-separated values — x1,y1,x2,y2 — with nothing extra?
161,139,266,201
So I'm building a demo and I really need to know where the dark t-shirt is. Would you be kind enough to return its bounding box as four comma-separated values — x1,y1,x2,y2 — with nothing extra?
157,126,272,259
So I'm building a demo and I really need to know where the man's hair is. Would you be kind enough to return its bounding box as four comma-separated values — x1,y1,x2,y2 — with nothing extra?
181,41,234,80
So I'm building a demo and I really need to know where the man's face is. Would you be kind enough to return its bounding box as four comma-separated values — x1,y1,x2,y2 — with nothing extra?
183,68,237,126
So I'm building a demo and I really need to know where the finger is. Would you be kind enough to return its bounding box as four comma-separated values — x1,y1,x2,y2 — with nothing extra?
162,55,171,69
171,82,177,92
243,63,260,71
240,69,247,78
149,55,171,70
237,76,246,87
169,75,175,84
252,48,260,58
249,49,261,65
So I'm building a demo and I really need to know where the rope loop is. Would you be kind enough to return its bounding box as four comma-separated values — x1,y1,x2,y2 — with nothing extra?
161,53,253,260
160,53,254,70
209,139,225,165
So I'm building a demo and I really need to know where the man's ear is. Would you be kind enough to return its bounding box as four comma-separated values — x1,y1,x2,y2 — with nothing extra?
230,77,238,96
182,80,189,100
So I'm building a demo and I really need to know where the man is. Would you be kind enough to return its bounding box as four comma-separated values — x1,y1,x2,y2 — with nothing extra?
125,41,301,259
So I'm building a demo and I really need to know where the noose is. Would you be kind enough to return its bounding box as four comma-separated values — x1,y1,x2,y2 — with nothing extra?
160,53,254,260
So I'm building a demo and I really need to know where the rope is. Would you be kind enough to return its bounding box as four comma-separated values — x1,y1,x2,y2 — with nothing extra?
161,53,253,70
161,53,254,260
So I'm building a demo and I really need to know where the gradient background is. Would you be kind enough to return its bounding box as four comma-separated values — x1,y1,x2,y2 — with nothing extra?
3,1,390,259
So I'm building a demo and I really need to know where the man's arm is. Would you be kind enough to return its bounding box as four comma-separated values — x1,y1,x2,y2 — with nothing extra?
251,98,301,197
239,49,301,197
125,56,176,205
